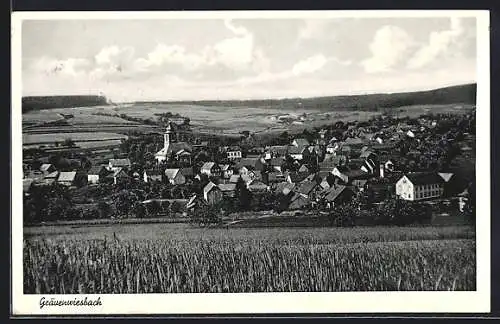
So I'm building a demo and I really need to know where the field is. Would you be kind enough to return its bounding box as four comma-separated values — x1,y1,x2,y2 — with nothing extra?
23,224,476,293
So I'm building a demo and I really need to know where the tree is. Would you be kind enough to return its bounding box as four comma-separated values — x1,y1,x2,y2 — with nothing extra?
235,177,252,210
132,202,147,219
63,137,76,147
97,201,112,219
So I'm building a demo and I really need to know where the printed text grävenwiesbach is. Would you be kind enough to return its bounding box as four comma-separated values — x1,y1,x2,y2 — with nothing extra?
40,297,102,309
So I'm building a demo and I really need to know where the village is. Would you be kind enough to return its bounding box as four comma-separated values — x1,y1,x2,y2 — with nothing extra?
22,108,476,226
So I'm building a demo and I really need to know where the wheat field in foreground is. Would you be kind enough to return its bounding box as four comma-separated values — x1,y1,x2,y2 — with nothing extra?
24,237,475,294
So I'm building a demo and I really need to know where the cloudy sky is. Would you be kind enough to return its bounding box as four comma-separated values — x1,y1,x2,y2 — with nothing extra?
22,16,477,102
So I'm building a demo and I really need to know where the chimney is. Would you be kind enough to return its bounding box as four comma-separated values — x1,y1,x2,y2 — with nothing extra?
379,164,385,178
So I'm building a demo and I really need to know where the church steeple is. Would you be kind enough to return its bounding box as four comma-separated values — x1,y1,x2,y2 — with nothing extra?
164,121,177,151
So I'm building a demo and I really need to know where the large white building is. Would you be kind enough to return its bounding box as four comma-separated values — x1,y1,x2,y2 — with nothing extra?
396,172,445,201
155,122,192,163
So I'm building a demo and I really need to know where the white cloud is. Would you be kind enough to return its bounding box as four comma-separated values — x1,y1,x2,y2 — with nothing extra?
361,25,416,73
30,57,91,77
292,54,328,76
407,17,465,70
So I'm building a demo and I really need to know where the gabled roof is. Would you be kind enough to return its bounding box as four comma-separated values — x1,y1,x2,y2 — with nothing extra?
40,164,55,172
293,138,310,147
343,137,365,146
219,164,230,171
113,168,129,178
165,168,181,179
58,171,77,182
298,164,309,173
44,171,59,179
88,164,107,175
203,182,219,195
438,172,454,182
109,158,131,167
267,145,288,155
268,172,285,183
288,193,311,209
201,162,217,171
297,181,318,196
237,157,263,169
323,185,349,202
405,172,445,185
286,172,308,183
288,146,308,154
247,179,268,190
144,169,163,176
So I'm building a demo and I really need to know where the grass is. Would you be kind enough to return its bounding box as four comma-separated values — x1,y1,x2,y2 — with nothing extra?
23,238,475,293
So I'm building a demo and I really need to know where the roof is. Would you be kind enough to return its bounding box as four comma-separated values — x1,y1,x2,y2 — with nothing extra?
293,138,310,147
268,172,285,182
343,138,365,146
267,145,288,155
44,171,59,179
248,180,268,190
219,164,230,171
323,185,349,202
438,172,454,182
229,174,241,183
109,158,131,167
58,171,77,182
88,164,106,175
201,162,217,171
344,169,370,179
238,157,262,168
360,150,376,159
203,182,219,195
40,164,54,172
288,146,308,154
165,168,181,179
275,182,295,195
218,183,237,192
297,181,318,196
144,169,163,176
288,193,311,209
298,165,309,173
405,172,445,185
180,167,194,177
113,168,129,177
286,172,308,183
23,179,34,192
269,157,285,166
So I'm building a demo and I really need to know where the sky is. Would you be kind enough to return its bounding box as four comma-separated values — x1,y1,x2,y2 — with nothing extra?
21,16,478,102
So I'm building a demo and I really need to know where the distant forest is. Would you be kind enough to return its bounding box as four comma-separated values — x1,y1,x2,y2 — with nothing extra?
22,95,109,113
22,83,476,113
138,83,477,111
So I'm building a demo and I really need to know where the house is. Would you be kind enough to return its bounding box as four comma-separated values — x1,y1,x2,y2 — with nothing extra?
143,169,163,183
274,182,296,196
203,182,223,205
107,168,130,185
298,164,310,174
43,171,60,185
407,130,416,138
318,172,335,190
395,172,445,201
247,179,268,193
264,145,289,159
269,157,286,172
164,169,186,185
229,174,241,183
180,167,194,179
57,171,77,186
267,172,286,184
200,162,222,178
219,164,234,179
288,193,312,210
155,122,193,163
88,165,108,184
333,166,372,184
296,181,321,199
288,146,310,160
108,158,131,171
224,146,242,160
292,138,310,148
285,171,308,184
321,184,354,209
23,179,34,196
237,157,267,172
218,183,237,197
264,146,288,159
40,163,56,174
326,142,339,154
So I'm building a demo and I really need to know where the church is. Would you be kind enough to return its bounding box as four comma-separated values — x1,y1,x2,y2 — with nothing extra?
155,122,193,164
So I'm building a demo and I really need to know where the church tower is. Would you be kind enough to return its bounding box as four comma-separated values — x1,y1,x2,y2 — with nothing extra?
163,122,175,151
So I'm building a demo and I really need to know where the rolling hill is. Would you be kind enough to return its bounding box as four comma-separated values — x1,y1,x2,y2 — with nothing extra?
22,95,110,113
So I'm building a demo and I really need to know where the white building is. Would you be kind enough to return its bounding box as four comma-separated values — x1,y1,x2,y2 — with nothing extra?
155,122,192,163
396,172,445,201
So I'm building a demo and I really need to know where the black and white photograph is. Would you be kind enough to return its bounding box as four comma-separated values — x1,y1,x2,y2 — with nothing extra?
11,10,490,315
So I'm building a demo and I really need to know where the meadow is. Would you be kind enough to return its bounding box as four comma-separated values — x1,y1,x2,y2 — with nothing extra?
23,224,476,293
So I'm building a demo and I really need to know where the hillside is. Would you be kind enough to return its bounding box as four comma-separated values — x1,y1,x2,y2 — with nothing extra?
137,83,476,111
22,95,109,113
